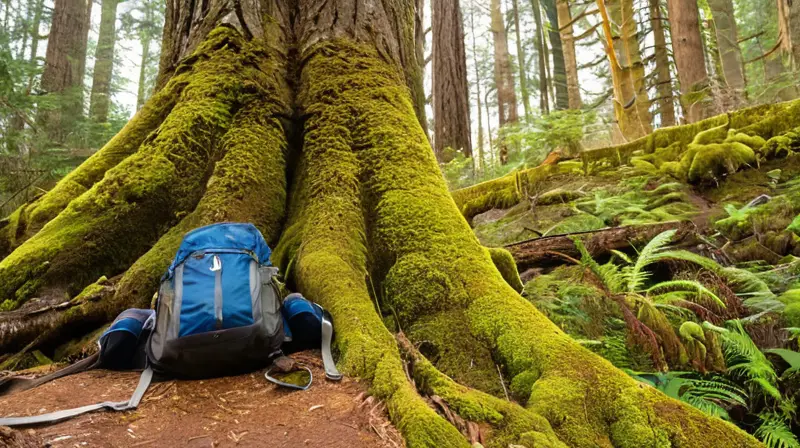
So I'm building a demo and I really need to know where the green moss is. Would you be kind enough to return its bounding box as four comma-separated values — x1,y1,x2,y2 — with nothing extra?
487,247,523,292
784,303,800,327
536,188,585,205
545,212,606,235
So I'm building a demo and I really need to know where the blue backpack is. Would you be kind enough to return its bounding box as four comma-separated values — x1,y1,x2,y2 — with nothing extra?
0,223,340,426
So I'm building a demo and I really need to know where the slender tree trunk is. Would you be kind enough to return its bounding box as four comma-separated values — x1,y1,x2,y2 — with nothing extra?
415,0,430,140
432,0,472,161
38,0,92,143
649,0,675,126
707,0,745,101
89,0,121,123
469,1,484,172
542,0,569,110
485,87,494,163
530,0,550,114
0,0,770,445
89,0,120,122
491,0,518,164
511,0,532,119
136,36,151,110
666,0,712,122
25,0,44,93
597,0,653,140
555,0,581,109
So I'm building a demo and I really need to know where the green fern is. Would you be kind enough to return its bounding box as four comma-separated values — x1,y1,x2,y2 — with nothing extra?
704,321,780,398
648,280,726,308
628,229,677,293
755,412,800,448
628,371,747,421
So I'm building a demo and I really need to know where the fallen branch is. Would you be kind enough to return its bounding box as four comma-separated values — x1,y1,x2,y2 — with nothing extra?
506,220,699,271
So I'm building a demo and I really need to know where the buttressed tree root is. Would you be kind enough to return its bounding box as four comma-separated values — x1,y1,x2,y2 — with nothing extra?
0,27,291,358
0,22,765,448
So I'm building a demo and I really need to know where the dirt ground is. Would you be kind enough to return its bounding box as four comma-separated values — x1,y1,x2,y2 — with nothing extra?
0,352,403,448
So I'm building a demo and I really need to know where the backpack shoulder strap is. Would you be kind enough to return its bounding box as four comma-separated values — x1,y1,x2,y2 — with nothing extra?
0,352,100,397
321,310,342,381
0,367,153,426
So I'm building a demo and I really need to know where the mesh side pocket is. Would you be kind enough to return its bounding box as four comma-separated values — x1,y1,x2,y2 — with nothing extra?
258,267,282,337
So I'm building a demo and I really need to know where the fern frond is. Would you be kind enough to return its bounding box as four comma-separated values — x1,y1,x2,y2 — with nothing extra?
755,412,800,448
573,237,625,292
628,230,678,293
654,249,723,272
610,249,633,264
647,280,726,309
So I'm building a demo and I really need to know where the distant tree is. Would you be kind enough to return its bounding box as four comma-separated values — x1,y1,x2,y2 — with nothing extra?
555,0,581,109
666,0,713,122
511,0,532,119
649,0,675,126
38,0,92,143
597,0,652,140
707,0,746,104
490,0,518,163
542,0,569,110
89,0,122,123
529,0,550,114
432,0,472,161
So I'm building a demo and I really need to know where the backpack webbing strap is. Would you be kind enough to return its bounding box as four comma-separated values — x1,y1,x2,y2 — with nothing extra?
320,310,342,381
0,352,101,397
0,367,153,427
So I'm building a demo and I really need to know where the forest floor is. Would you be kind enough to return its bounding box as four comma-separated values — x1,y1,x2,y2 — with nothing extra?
0,352,402,448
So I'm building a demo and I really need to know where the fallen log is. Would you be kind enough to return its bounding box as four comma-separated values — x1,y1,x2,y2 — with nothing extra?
506,220,700,271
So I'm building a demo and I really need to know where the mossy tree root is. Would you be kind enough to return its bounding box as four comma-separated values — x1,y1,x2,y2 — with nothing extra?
0,39,293,355
289,40,761,447
0,28,258,311
0,35,209,260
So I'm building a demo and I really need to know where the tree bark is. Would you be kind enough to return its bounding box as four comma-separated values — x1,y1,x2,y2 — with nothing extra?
542,0,569,110
648,0,675,126
432,0,472,161
666,0,712,123
89,0,121,123
597,0,653,140
38,0,92,143
511,0,532,120
707,0,746,101
0,0,770,445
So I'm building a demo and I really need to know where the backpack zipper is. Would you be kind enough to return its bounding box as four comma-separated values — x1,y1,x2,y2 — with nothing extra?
211,255,223,329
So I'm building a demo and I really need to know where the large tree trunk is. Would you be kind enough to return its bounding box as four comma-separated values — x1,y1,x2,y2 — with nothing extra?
597,0,653,140
0,0,768,445
556,0,582,109
649,0,675,127
666,0,712,122
89,0,120,123
38,0,91,143
432,0,472,161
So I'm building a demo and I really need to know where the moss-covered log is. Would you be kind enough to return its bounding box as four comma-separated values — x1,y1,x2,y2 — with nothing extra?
452,99,800,220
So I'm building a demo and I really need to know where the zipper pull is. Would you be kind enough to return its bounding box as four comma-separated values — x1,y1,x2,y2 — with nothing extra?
210,255,222,272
